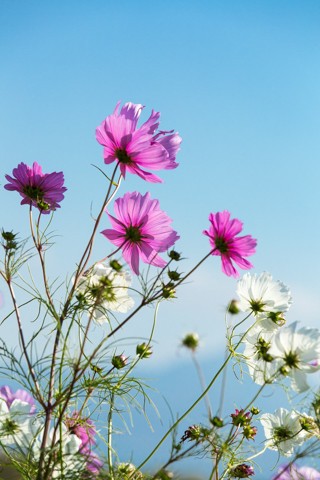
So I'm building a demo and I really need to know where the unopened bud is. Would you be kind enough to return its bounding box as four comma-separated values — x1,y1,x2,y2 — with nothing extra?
268,311,286,327
111,354,127,369
182,333,199,351
211,416,224,428
243,424,257,440
168,270,181,281
136,342,153,359
279,365,290,376
168,250,181,261
230,464,254,478
228,299,240,315
181,425,202,442
1,230,18,250
162,282,176,299
250,406,260,415
109,259,122,272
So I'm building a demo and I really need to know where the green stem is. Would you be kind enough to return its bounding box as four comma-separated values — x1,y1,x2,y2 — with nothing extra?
108,392,115,479
192,353,212,420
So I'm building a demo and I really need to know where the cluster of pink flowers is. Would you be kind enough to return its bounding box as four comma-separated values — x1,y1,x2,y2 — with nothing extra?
4,100,257,278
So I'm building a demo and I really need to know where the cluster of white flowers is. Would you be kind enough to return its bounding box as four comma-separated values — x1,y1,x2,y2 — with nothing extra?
238,272,320,392
236,272,320,460
76,262,135,324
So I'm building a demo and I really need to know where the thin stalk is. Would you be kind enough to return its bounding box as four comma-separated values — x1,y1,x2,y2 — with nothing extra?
29,209,58,320
108,392,115,479
191,353,212,420
6,279,45,407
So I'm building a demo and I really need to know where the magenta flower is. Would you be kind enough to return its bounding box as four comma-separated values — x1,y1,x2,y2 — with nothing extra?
230,464,254,478
4,162,67,214
65,412,97,448
65,412,102,475
0,386,36,413
96,101,181,183
102,191,179,275
273,464,320,480
203,211,257,278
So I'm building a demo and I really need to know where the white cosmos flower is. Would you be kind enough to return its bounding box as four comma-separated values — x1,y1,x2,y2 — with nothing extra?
243,324,279,385
260,408,307,456
0,398,39,450
237,272,292,329
34,425,85,479
76,263,134,324
269,322,320,392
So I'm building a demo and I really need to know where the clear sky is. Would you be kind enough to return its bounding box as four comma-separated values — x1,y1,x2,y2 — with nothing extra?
1,1,320,478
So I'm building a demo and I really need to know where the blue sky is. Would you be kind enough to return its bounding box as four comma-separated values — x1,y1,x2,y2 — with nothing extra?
1,1,320,478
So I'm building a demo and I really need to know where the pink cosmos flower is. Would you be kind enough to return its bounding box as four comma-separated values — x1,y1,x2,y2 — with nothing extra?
273,464,320,480
4,162,67,214
230,463,254,478
65,412,97,448
65,412,102,475
102,191,179,275
203,211,257,278
0,385,36,413
96,102,181,183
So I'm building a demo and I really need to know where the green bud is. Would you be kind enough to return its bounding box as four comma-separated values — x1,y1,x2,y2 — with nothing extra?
162,282,176,299
182,332,199,351
1,230,18,250
136,342,153,359
168,249,181,261
267,311,286,327
111,354,127,369
250,406,260,415
109,259,122,271
279,365,290,376
168,270,181,281
1,231,16,241
228,299,240,315
211,416,224,428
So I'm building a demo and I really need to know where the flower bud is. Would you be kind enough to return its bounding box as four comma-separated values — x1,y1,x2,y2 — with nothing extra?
243,424,257,440
228,299,240,315
250,406,260,415
1,230,18,250
267,311,286,326
168,270,181,281
211,416,224,428
231,409,251,427
182,333,199,351
162,282,176,299
168,249,181,261
230,464,254,478
136,342,153,359
111,354,127,369
279,365,290,376
109,259,122,272
181,424,202,442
